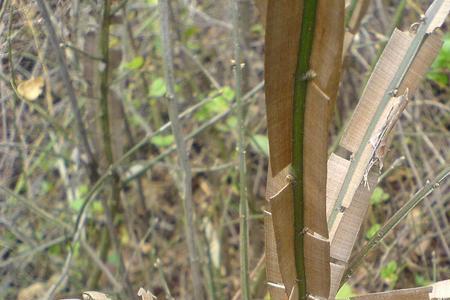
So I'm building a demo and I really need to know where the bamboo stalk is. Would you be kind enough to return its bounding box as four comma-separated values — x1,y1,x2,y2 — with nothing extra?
98,1,134,297
157,0,204,298
291,1,318,299
74,82,263,248
340,166,450,286
232,0,250,298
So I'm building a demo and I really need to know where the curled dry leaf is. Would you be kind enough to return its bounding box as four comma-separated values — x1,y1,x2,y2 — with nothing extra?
17,76,45,101
82,291,111,300
137,287,157,300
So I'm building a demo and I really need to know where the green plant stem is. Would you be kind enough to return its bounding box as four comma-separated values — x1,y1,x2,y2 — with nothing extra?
340,166,450,287
35,0,99,180
123,81,263,183
345,0,358,27
155,258,175,300
292,2,318,299
157,0,204,299
74,82,263,243
99,1,134,298
232,0,250,299
87,228,110,290
369,0,407,70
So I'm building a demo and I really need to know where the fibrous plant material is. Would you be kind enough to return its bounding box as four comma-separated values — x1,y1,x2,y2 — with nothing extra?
265,0,450,299
326,0,450,297
350,279,450,300
264,0,344,299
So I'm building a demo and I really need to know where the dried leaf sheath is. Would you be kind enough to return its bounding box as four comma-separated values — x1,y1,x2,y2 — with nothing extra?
350,280,450,299
326,2,449,294
264,0,302,175
264,1,344,299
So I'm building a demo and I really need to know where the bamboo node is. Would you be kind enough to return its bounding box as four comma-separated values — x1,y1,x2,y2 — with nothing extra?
302,69,317,81
286,174,296,183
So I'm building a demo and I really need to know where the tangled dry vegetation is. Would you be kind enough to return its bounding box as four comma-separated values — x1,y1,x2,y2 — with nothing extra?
0,0,449,299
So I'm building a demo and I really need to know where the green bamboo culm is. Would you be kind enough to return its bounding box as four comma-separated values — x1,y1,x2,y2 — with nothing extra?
231,0,250,298
292,1,318,299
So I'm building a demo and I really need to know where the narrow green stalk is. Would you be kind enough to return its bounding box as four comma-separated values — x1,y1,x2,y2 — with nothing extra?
36,0,99,180
122,81,263,183
157,0,204,298
200,231,218,300
345,0,358,27
232,0,250,299
99,1,134,298
292,2,318,299
0,0,8,19
340,166,450,286
155,258,175,300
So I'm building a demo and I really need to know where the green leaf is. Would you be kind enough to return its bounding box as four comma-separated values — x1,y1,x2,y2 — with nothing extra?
226,116,237,128
149,78,167,97
48,244,62,256
70,198,84,212
70,185,89,213
108,252,120,268
221,86,235,101
381,261,398,284
366,223,381,239
251,134,269,157
92,200,104,214
152,134,174,147
427,33,450,87
40,181,53,194
415,274,431,287
195,87,235,122
336,283,354,299
184,26,199,40
370,187,390,205
124,56,145,70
